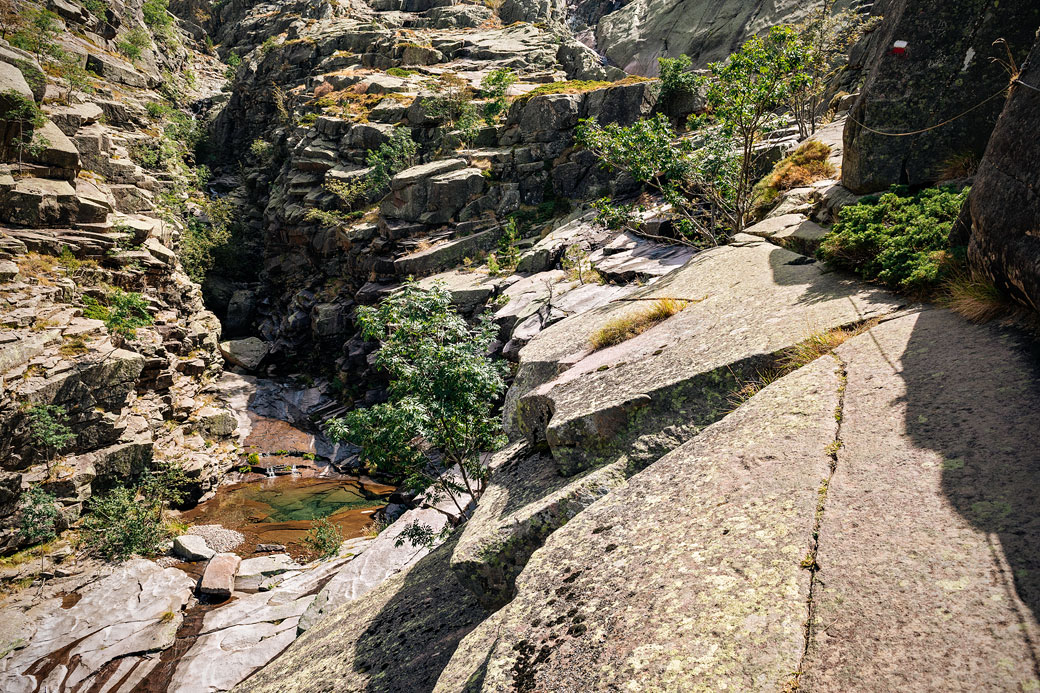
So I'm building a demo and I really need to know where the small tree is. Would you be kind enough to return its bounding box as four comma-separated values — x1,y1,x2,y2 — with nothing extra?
142,0,172,31
422,75,480,148
480,68,516,124
82,461,189,561
657,54,699,114
1,89,46,171
19,486,59,545
0,0,21,40
56,52,95,105
304,516,343,559
324,282,507,546
787,0,871,138
365,126,418,191
26,404,75,468
576,114,740,244
10,7,61,63
695,25,810,230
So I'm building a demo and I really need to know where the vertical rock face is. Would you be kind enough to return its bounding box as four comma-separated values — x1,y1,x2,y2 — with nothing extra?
842,0,1040,193
594,0,816,74
963,38,1040,311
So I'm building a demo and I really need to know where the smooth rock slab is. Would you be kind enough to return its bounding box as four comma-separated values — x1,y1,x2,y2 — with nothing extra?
511,238,905,475
174,534,215,561
235,553,302,591
0,559,195,693
434,356,842,691
201,553,241,599
802,310,1040,691
235,536,489,693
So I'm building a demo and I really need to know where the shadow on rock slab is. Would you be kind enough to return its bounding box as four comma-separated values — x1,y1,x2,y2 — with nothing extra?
234,536,489,693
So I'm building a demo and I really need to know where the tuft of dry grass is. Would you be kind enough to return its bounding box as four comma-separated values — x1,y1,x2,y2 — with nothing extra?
780,320,876,371
590,298,690,350
728,320,879,411
942,272,1010,323
937,152,979,181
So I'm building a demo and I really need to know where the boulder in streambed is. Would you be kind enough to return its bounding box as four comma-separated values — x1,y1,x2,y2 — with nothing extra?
201,553,241,599
236,554,303,591
220,337,270,371
173,534,215,561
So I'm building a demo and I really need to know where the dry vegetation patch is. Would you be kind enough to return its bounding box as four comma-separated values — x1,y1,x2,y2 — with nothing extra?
589,298,690,350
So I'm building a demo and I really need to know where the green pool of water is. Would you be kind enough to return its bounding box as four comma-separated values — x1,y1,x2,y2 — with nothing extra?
250,481,385,522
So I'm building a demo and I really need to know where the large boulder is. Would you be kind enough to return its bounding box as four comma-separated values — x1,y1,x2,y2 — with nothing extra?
842,0,1040,193
594,0,813,75
962,37,1040,311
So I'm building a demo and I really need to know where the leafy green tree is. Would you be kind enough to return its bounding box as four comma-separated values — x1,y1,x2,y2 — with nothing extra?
224,50,241,80
26,404,75,466
695,25,810,230
422,75,480,148
366,126,418,190
304,516,343,558
657,54,699,113
82,487,167,561
576,114,739,244
56,52,95,105
81,461,189,561
1,89,46,171
142,0,172,30
324,282,507,545
10,8,61,63
480,68,516,124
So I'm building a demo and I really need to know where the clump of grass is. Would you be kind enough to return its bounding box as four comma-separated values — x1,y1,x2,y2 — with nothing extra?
779,321,876,371
589,298,689,350
942,271,1011,323
751,140,836,217
513,76,649,104
937,152,979,181
59,335,88,357
727,320,878,410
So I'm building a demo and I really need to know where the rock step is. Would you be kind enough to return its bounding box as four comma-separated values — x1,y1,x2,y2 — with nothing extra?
510,236,904,477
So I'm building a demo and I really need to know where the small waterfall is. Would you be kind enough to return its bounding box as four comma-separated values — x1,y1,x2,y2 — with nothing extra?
266,466,276,479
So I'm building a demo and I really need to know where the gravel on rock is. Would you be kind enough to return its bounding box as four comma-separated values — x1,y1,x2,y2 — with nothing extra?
188,524,245,553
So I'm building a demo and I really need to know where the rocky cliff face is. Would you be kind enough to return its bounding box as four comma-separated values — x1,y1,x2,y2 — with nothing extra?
963,38,1040,311
0,0,239,551
842,0,1040,193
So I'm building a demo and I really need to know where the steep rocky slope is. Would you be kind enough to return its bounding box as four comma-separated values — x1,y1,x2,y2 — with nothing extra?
0,0,243,551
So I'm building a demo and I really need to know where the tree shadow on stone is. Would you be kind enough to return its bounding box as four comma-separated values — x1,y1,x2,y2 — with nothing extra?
901,310,1040,655
353,535,490,693
765,245,902,309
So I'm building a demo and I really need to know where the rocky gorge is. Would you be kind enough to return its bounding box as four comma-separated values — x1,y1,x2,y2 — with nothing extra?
0,0,1038,690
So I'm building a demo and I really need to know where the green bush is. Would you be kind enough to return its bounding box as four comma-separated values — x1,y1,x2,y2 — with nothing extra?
817,187,968,293
142,0,171,29
19,486,59,545
81,487,167,560
657,54,698,108
480,67,516,124
82,0,108,19
304,516,343,559
117,27,151,61
82,289,154,338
